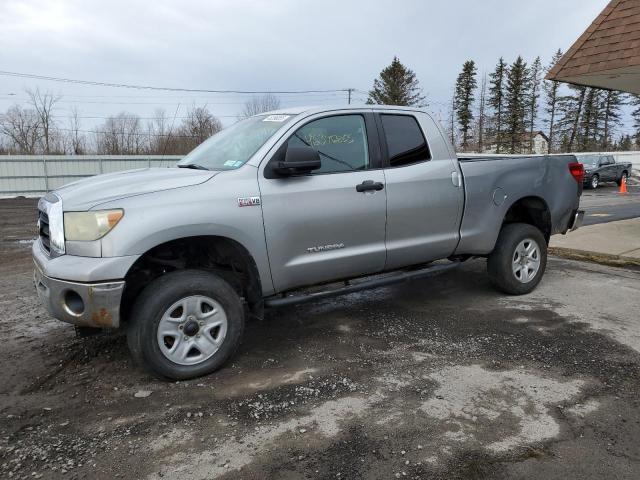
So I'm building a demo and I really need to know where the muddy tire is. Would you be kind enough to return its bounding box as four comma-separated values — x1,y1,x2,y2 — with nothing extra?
487,223,547,295
127,270,244,380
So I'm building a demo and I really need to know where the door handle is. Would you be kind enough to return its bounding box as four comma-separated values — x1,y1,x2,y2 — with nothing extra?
356,180,384,192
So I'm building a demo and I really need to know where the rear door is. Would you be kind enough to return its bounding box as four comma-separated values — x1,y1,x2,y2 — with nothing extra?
377,111,464,270
258,112,387,292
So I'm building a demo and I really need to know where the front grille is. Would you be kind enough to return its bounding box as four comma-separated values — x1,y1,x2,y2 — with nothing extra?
38,209,51,254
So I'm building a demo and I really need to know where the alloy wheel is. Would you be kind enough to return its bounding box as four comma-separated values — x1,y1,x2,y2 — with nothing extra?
512,238,541,284
156,295,228,365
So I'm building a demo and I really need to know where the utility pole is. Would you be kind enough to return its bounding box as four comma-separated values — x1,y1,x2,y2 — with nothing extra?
347,88,354,104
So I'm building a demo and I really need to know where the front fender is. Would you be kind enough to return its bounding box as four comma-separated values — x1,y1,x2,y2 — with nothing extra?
96,168,275,295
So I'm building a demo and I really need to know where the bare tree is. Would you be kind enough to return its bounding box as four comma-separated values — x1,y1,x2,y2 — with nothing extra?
240,94,281,118
179,106,223,148
447,89,457,147
66,106,86,154
95,112,144,154
476,74,488,153
147,109,170,154
27,88,62,154
0,105,42,153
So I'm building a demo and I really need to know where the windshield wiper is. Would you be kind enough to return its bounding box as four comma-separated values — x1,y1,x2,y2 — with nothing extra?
178,163,209,171
293,133,355,171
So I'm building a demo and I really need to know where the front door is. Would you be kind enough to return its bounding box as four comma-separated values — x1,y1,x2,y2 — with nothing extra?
258,112,387,292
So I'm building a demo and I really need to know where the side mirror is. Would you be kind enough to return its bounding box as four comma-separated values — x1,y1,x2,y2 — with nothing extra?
275,146,321,176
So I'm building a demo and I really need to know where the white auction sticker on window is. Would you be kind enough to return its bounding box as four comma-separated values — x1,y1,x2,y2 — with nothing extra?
263,114,290,122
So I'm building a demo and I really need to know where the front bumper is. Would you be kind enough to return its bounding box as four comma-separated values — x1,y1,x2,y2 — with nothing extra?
31,240,138,329
34,262,125,328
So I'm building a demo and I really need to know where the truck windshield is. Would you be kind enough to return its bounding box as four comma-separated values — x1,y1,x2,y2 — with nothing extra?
579,155,599,165
177,114,294,170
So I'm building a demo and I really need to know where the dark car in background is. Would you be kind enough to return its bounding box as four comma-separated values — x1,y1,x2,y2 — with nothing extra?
576,154,632,189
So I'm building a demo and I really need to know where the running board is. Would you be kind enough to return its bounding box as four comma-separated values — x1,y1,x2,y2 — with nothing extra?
264,261,460,308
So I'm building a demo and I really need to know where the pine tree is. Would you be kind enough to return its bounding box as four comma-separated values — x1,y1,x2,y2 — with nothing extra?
488,58,508,153
618,134,632,151
632,95,640,149
504,56,530,154
559,84,586,152
527,56,543,153
454,60,477,150
544,49,563,153
367,57,426,107
578,88,602,151
477,74,488,153
601,90,624,150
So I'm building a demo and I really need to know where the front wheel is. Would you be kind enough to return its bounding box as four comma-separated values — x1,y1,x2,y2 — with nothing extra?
487,223,547,295
127,270,245,380
589,174,599,189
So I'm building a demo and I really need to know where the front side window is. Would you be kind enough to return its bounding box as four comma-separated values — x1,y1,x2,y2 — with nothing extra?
380,114,430,167
286,115,369,174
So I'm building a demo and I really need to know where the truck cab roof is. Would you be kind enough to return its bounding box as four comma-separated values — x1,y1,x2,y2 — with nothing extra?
262,104,430,117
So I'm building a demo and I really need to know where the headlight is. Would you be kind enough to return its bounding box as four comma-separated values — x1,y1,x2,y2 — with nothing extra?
64,210,124,241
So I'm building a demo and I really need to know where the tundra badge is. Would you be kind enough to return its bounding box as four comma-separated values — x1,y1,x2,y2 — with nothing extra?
307,243,345,253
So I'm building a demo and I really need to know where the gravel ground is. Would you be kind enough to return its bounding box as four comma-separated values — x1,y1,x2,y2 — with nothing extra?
1,197,640,479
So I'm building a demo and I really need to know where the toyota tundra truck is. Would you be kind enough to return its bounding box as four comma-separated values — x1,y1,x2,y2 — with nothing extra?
33,105,585,379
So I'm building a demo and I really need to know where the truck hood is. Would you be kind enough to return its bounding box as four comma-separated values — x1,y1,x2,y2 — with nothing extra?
55,167,218,210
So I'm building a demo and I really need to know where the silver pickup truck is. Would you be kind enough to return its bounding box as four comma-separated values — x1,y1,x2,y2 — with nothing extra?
33,105,584,379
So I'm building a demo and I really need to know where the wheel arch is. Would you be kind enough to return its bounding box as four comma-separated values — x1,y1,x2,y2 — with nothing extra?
121,235,264,324
500,195,552,244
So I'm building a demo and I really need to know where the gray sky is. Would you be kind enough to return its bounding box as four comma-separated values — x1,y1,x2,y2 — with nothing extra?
0,0,612,129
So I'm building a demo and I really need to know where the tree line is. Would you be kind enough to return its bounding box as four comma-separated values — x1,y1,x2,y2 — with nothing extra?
2,57,639,155
0,91,281,155
366,54,640,153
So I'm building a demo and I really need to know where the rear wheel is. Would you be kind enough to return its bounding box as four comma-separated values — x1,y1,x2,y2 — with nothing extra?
127,270,244,380
487,223,547,295
617,171,628,186
589,174,599,189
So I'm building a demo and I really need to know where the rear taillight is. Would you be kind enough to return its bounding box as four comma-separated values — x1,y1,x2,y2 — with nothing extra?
569,162,584,183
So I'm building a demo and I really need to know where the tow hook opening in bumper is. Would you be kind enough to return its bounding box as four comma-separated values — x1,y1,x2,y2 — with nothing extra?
33,264,125,329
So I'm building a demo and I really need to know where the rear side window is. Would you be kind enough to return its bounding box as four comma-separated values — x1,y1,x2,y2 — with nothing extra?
380,114,430,167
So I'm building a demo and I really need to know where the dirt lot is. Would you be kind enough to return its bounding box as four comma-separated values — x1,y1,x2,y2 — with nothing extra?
1,197,640,479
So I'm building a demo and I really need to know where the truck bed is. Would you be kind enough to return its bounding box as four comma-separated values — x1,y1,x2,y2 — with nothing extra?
454,154,581,256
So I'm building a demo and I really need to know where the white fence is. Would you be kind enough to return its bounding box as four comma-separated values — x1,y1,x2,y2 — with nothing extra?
1,151,639,197
0,155,183,196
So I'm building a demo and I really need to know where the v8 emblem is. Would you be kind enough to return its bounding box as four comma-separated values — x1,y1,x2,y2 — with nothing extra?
238,196,261,207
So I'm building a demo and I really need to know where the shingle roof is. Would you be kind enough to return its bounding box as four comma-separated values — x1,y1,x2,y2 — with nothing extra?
547,0,640,80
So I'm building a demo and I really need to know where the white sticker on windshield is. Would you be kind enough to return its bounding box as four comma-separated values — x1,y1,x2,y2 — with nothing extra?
263,114,290,122
223,160,244,168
